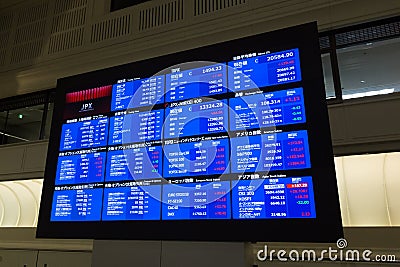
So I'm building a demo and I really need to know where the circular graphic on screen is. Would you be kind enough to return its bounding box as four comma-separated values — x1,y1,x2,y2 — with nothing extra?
120,61,277,209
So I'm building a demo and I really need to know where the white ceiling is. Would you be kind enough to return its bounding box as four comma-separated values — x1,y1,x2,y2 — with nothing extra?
321,37,400,99
338,37,400,95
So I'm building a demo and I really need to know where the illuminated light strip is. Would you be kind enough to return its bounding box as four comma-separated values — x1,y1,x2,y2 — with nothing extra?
15,181,39,226
343,88,395,100
0,193,4,225
0,184,20,226
1,183,22,226
0,131,29,142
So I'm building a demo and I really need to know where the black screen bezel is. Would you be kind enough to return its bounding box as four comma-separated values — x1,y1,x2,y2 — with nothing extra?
37,22,343,242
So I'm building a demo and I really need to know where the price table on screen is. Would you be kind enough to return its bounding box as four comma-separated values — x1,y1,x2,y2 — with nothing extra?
228,49,301,92
229,88,306,131
162,181,231,220
164,99,228,138
60,117,108,151
230,130,311,173
51,186,103,221
56,151,106,185
111,75,165,111
231,176,315,219
166,63,227,102
109,110,164,145
105,146,162,181
163,138,229,178
102,183,161,220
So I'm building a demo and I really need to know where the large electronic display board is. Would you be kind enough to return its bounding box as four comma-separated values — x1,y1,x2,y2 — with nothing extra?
37,22,343,242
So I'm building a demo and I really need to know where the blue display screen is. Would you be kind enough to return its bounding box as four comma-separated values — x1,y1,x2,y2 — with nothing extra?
163,138,229,178
102,183,161,220
164,99,228,138
105,146,162,181
50,50,318,223
228,49,301,91
229,88,306,131
56,150,106,185
111,76,164,111
162,181,231,220
108,110,164,145
51,186,103,221
165,63,227,102
230,130,311,173
231,176,316,219
60,117,108,151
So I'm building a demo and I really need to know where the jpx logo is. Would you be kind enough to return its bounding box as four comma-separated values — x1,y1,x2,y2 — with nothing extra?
80,103,93,111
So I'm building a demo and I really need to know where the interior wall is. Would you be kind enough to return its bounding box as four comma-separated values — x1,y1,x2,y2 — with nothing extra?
328,94,400,155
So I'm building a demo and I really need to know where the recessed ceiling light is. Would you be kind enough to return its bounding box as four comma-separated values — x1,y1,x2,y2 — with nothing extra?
360,80,366,83
366,42,373,46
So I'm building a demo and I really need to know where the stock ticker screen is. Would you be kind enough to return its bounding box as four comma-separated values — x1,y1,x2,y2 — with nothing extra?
38,23,343,242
